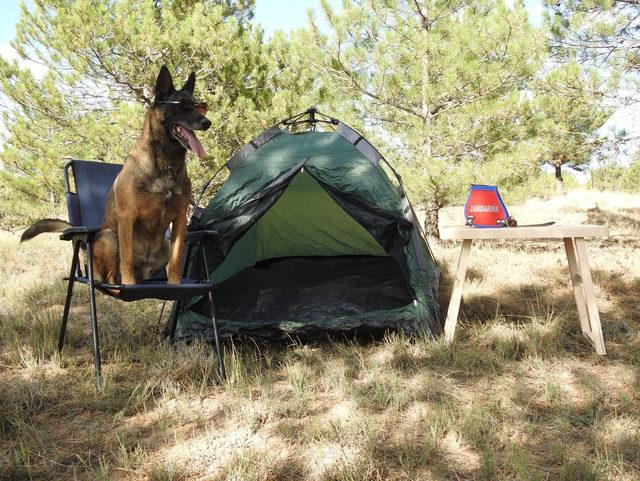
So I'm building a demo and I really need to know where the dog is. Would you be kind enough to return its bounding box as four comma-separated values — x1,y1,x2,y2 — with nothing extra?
20,65,211,285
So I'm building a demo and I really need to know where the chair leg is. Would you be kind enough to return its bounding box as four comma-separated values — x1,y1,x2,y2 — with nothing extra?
162,243,192,341
164,300,181,341
200,242,225,380
85,242,102,389
207,291,226,380
59,241,81,352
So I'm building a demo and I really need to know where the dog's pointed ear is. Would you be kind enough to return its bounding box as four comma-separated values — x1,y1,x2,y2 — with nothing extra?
182,72,196,94
155,65,175,100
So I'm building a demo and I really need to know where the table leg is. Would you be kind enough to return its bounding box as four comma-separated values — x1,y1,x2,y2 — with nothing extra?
574,237,606,355
563,238,592,336
444,239,472,343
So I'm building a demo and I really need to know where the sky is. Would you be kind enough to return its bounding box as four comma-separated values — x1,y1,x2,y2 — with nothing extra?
254,0,341,36
0,2,21,43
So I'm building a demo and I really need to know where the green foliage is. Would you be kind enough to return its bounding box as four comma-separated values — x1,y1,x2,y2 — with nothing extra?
400,141,553,207
0,172,64,230
591,159,640,192
547,0,640,76
305,0,570,213
0,0,328,204
532,62,611,172
0,0,624,226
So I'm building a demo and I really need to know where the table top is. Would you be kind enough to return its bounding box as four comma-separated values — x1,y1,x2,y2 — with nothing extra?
440,224,609,240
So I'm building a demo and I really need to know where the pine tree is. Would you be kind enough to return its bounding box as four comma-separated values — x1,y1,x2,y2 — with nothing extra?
0,0,328,206
306,0,547,235
547,0,640,78
532,62,611,192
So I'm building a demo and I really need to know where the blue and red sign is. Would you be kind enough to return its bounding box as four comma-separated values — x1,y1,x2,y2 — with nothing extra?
464,185,509,228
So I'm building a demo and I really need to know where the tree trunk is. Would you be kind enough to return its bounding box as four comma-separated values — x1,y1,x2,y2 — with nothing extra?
421,55,438,237
421,56,432,157
555,163,564,193
424,200,440,239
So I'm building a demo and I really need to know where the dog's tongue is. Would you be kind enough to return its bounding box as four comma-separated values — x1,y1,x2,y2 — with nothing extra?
181,126,206,158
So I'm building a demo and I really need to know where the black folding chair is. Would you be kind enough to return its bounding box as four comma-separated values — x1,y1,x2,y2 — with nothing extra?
58,160,225,388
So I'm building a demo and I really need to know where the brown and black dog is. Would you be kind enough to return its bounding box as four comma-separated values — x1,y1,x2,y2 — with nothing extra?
21,66,211,285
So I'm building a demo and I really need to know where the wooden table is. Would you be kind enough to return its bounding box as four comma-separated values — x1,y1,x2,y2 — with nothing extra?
440,225,609,355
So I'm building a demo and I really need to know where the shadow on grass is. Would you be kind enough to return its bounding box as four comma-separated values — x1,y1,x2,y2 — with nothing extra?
432,259,638,479
436,250,640,359
1,255,639,480
587,206,640,231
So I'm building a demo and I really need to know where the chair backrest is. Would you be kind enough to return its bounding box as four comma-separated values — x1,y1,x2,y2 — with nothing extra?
64,160,123,228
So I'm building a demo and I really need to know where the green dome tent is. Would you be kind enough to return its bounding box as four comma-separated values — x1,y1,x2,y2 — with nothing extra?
167,109,441,340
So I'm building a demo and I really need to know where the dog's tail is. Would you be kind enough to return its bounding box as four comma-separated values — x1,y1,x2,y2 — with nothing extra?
20,219,72,242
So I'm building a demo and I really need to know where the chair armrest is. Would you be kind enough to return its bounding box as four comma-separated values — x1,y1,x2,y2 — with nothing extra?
60,226,101,242
185,229,219,244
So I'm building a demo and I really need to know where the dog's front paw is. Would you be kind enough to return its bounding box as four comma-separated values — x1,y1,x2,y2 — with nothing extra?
121,276,137,285
167,275,181,285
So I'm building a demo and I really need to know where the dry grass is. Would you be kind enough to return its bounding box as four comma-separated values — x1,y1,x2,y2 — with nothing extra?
0,190,638,481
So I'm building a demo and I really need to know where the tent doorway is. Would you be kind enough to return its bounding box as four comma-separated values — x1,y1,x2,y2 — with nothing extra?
212,170,414,329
